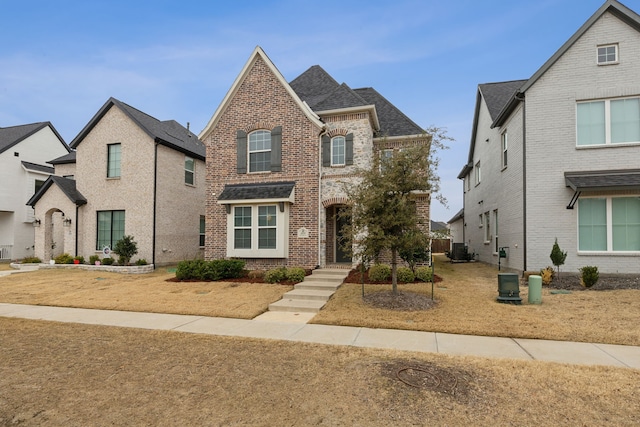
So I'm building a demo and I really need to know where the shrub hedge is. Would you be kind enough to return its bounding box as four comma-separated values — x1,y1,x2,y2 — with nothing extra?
175,259,246,281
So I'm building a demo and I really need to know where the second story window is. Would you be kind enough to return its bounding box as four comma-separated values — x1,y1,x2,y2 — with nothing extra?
577,97,640,146
331,136,345,166
249,130,271,172
501,131,508,169
475,160,481,185
107,143,121,178
185,156,195,185
597,44,618,65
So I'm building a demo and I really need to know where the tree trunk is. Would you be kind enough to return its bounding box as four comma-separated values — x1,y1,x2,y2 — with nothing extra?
391,248,398,295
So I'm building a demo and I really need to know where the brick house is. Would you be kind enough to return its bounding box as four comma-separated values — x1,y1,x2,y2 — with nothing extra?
200,47,429,269
458,0,640,274
28,98,206,265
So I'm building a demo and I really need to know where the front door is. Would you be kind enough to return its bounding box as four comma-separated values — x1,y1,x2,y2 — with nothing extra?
335,206,351,263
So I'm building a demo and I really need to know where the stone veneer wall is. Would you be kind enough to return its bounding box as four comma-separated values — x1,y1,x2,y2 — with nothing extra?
204,56,323,270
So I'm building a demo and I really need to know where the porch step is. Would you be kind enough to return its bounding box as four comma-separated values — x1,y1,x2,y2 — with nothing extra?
266,268,349,315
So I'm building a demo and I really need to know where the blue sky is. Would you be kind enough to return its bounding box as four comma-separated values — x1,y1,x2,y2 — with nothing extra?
1,0,630,222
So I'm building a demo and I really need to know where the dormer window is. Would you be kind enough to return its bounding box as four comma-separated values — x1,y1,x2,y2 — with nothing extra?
597,44,618,65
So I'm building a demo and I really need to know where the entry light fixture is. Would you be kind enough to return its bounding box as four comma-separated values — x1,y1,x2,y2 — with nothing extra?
63,218,72,227
33,219,41,227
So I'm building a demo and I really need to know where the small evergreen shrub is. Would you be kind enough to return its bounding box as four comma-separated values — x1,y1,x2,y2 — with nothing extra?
285,267,306,283
580,266,599,288
540,266,555,285
550,238,567,277
54,253,74,264
101,257,114,265
89,255,101,264
415,266,433,282
264,267,287,284
113,235,138,265
397,266,415,283
21,256,41,264
135,259,148,266
368,264,391,282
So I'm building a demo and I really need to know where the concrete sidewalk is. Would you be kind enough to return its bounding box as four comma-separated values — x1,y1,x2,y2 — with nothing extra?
1,302,638,369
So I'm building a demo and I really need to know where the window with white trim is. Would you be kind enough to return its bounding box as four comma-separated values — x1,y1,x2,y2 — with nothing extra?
597,44,618,65
493,209,499,253
578,196,640,251
479,214,483,228
577,97,640,146
248,130,271,172
228,204,288,257
185,156,195,185
475,161,481,185
331,136,345,166
501,131,508,169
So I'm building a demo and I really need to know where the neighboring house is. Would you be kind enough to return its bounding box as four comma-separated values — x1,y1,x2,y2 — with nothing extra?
0,122,69,261
447,208,464,250
458,0,640,274
28,98,206,266
199,47,429,270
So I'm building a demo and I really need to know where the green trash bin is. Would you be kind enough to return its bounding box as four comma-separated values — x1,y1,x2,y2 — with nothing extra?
528,275,542,304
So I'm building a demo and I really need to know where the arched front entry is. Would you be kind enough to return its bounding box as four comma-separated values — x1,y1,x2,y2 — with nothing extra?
325,204,351,265
35,208,74,262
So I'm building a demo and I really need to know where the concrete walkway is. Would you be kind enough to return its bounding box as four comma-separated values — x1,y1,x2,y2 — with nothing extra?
1,302,638,369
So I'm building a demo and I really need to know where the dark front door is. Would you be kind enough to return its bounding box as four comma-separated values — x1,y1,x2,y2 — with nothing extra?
335,206,351,263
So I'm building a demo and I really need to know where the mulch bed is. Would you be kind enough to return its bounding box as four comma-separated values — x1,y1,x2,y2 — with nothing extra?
524,273,640,291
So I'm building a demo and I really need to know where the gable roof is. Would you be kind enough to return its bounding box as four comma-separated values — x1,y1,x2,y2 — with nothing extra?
0,122,68,155
289,65,342,109
493,0,640,127
70,98,205,160
199,46,324,139
26,175,87,207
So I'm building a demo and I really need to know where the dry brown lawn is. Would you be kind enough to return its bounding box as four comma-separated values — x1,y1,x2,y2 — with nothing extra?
314,256,640,346
2,317,639,426
0,267,291,319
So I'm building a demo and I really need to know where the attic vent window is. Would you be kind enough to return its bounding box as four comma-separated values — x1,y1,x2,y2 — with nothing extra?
597,44,618,65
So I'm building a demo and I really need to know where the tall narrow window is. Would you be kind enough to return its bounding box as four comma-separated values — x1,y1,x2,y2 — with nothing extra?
501,132,508,169
185,157,195,185
234,207,252,249
258,206,277,249
612,197,640,251
248,130,271,172
331,136,345,166
578,198,607,251
107,143,121,178
199,215,205,247
484,212,490,243
96,210,125,250
493,209,499,253
475,161,481,185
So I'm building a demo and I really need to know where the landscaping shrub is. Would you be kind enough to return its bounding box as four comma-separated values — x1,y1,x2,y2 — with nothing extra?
247,270,265,280
73,256,85,264
175,259,246,281
540,266,555,285
368,264,391,282
396,266,415,283
415,266,433,282
89,255,101,264
54,253,74,264
285,267,306,283
580,266,599,288
101,257,114,265
113,235,138,265
135,259,148,266
550,238,567,277
264,267,287,284
21,256,41,264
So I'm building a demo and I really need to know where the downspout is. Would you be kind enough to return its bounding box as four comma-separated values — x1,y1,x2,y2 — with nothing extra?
75,205,79,256
317,126,327,269
516,92,527,272
152,141,158,268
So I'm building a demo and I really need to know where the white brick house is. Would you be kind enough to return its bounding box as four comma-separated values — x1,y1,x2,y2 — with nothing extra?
28,98,206,265
459,0,640,274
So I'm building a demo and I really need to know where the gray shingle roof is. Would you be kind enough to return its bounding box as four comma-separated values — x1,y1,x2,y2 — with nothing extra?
478,80,527,122
27,175,87,207
21,161,54,174
218,181,296,201
448,208,464,224
49,151,77,165
565,169,640,191
290,66,423,137
70,98,205,160
0,122,68,155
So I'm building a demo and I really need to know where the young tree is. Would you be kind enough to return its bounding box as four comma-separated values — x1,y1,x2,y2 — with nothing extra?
113,235,138,265
341,127,450,295
550,238,567,278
